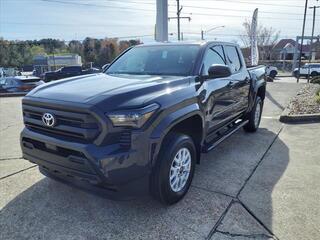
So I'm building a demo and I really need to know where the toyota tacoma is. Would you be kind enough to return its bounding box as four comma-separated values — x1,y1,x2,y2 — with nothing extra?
21,42,266,205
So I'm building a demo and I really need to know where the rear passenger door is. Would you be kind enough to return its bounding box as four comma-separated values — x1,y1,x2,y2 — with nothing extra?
224,45,250,115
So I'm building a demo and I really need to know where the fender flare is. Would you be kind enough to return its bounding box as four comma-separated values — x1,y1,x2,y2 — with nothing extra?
149,103,204,166
249,79,266,111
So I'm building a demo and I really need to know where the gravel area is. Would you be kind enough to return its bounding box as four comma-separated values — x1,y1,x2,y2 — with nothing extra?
287,84,320,115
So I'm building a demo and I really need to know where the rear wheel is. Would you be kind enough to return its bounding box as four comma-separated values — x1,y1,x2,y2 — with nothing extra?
244,96,263,132
269,70,277,79
151,133,196,205
311,71,318,78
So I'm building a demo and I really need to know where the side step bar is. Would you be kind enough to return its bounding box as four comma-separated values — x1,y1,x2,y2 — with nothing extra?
203,120,249,153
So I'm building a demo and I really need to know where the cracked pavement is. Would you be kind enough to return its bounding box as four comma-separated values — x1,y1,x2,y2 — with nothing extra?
1,79,319,240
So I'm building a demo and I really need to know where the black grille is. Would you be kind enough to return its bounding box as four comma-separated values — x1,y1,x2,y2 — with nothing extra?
23,103,101,142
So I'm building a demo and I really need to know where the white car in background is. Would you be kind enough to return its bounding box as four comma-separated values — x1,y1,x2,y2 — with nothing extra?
293,63,320,78
266,66,278,79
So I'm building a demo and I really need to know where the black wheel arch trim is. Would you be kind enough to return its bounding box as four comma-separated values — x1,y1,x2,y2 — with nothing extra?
149,103,204,167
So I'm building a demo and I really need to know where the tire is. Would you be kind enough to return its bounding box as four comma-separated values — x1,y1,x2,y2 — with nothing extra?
293,70,299,79
244,96,263,132
151,132,196,205
311,71,318,77
269,70,277,79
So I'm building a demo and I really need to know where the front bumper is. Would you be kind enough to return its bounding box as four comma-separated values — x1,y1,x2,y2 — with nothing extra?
20,127,151,199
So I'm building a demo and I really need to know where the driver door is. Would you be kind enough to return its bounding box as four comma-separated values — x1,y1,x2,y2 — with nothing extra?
201,45,234,132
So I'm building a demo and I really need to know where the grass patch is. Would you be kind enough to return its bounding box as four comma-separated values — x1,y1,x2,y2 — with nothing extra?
315,89,320,104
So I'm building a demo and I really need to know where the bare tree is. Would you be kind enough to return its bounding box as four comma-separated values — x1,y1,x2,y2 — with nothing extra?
240,19,280,60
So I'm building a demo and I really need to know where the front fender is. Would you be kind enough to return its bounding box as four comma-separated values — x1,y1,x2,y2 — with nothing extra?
150,103,203,139
149,103,204,166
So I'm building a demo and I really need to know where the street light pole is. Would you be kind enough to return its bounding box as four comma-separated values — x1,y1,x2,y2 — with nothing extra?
201,25,225,40
297,0,309,83
307,4,320,82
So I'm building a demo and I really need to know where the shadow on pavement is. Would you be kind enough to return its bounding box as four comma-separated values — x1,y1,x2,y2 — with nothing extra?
266,91,285,111
0,128,289,239
238,131,291,235
194,127,290,236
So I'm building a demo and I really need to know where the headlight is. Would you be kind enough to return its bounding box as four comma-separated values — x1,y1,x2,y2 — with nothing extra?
107,103,159,128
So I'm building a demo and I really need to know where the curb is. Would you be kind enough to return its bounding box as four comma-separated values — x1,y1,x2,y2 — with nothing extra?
0,92,27,97
280,108,320,123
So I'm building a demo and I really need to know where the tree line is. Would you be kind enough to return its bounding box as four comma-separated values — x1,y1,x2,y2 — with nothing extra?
0,37,141,68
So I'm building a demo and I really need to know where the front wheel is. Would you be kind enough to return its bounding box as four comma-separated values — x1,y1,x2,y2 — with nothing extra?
151,133,196,205
244,96,263,132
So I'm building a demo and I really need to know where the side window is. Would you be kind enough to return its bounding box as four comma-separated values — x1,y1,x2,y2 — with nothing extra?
202,45,226,75
225,46,242,73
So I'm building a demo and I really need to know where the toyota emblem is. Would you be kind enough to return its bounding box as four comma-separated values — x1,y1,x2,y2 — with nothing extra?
42,113,56,127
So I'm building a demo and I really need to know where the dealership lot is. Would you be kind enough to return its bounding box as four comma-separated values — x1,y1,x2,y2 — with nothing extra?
1,80,319,240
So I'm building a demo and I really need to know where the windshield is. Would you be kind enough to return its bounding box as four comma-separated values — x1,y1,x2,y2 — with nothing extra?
106,45,200,76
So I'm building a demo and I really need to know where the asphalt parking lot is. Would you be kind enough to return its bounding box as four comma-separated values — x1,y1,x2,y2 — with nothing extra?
1,79,319,240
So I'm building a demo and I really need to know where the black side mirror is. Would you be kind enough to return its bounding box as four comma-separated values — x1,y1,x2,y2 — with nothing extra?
207,65,232,79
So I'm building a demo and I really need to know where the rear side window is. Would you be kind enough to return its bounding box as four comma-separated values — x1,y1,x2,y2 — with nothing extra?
202,45,226,75
224,46,242,73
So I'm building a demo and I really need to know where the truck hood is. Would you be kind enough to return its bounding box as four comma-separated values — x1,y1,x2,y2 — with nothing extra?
27,73,191,108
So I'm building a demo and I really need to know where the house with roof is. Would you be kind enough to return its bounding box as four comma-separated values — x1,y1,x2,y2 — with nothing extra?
271,38,320,60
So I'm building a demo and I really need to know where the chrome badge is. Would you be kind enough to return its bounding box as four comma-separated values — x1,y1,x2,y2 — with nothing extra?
42,113,56,127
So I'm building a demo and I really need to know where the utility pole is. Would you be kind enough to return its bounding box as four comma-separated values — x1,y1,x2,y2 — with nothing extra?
297,0,309,83
155,0,168,42
307,3,320,82
168,0,191,41
177,0,181,41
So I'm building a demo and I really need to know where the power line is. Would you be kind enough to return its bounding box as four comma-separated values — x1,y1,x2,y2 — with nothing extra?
169,0,305,8
38,0,313,21
106,0,312,16
181,5,313,16
1,21,153,28
41,0,157,13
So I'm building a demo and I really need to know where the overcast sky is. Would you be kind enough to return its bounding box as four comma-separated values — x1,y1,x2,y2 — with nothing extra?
1,0,319,43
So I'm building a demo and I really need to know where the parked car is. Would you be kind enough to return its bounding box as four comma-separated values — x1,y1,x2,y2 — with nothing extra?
43,66,101,82
293,63,320,78
266,66,278,79
20,41,266,205
0,78,6,93
1,76,44,93
43,66,83,82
